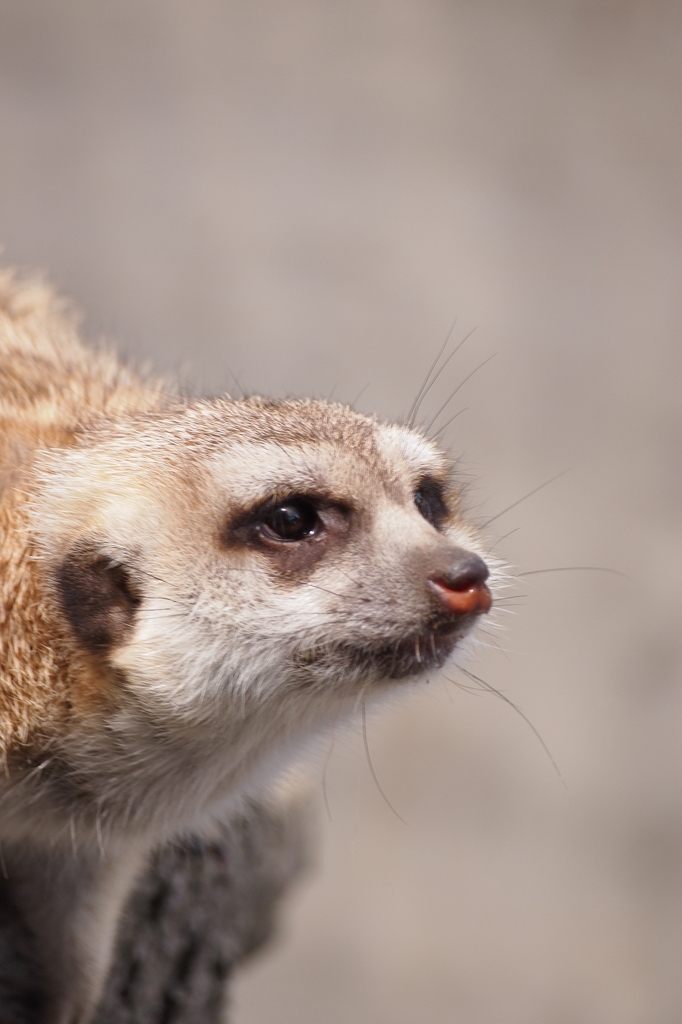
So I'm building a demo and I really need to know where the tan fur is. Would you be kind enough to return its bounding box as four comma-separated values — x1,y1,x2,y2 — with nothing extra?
0,270,497,1023
0,272,168,766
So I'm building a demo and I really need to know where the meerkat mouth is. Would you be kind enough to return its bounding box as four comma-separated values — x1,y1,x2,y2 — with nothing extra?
350,621,472,680
293,615,475,682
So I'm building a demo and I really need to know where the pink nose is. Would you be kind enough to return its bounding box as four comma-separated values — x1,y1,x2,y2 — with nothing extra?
428,551,492,616
428,577,492,616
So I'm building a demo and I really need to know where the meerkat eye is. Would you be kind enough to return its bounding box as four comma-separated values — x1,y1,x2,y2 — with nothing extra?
260,498,321,542
414,477,448,530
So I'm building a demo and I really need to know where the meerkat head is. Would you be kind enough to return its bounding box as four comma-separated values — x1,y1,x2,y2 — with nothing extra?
32,397,494,756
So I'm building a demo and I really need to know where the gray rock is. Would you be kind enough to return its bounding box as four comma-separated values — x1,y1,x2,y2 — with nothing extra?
0,794,310,1024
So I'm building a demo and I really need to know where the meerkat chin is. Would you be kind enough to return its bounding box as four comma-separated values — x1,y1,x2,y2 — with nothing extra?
0,269,495,1023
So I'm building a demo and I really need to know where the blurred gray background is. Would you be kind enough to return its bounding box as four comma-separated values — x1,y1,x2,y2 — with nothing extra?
1,2,681,1022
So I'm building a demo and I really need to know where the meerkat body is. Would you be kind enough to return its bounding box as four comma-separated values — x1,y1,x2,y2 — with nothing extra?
0,271,495,1023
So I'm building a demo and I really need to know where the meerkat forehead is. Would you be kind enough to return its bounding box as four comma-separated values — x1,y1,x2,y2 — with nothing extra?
200,407,449,511
167,396,446,481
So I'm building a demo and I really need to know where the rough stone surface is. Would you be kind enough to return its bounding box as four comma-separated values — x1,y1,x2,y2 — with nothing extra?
0,796,309,1024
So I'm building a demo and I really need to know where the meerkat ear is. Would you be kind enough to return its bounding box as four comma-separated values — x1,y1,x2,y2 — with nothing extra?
56,545,141,654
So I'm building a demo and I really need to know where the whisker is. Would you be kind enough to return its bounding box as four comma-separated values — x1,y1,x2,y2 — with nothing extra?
406,319,457,425
321,714,339,824
361,701,409,826
431,406,468,440
441,676,455,702
410,326,477,427
218,566,358,602
475,628,506,645
424,353,496,434
350,382,371,410
226,368,246,399
482,469,569,528
353,682,370,717
453,667,565,785
334,569,364,588
298,582,353,600
515,566,628,580
445,674,488,696
486,527,521,555
122,564,184,592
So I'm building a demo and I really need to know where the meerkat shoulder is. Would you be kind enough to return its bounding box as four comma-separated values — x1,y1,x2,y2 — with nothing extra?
0,272,168,764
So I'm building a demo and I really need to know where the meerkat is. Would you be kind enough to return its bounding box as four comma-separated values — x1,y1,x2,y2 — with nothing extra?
0,269,496,1024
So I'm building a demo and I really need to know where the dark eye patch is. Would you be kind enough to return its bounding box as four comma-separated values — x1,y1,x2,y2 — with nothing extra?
414,476,448,530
